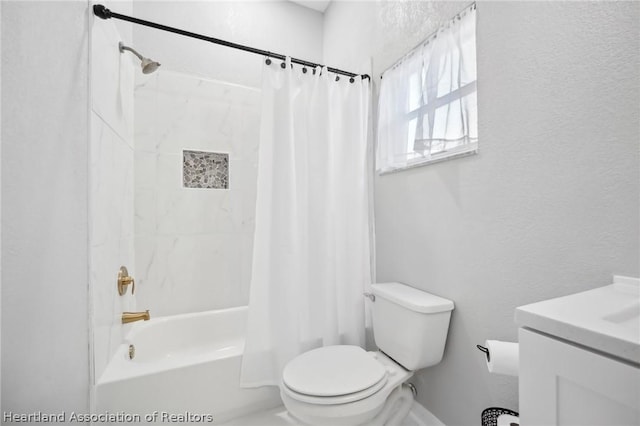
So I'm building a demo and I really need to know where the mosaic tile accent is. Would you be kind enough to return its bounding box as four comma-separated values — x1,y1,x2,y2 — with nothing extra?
183,150,229,189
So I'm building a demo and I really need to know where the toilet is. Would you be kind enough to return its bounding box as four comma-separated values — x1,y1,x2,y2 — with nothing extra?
280,282,455,425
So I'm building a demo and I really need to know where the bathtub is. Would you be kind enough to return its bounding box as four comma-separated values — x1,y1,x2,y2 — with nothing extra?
95,306,281,424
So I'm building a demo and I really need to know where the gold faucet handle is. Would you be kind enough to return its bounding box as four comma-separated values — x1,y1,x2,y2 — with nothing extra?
117,266,135,295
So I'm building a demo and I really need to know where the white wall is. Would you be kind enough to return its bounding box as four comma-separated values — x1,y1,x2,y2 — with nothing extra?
133,1,324,88
0,0,3,409
134,71,261,316
1,1,90,416
324,2,640,425
89,0,136,388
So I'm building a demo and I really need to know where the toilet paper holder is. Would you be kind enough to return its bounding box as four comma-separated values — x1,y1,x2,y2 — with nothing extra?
476,344,490,362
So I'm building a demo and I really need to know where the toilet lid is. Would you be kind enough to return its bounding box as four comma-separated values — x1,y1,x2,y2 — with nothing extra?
282,345,386,397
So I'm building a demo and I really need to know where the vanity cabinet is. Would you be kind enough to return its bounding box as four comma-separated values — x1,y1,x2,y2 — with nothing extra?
519,328,639,426
515,276,640,426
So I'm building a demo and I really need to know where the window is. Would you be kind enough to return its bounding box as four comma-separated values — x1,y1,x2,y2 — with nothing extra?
377,4,477,173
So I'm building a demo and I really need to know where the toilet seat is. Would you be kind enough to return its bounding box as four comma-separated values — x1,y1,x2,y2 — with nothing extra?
281,345,388,405
280,350,414,426
282,374,388,405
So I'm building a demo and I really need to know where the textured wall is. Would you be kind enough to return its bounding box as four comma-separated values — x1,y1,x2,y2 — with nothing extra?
1,1,90,416
324,2,640,425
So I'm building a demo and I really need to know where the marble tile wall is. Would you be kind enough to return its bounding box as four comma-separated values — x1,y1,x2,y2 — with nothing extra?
134,71,261,317
89,6,135,385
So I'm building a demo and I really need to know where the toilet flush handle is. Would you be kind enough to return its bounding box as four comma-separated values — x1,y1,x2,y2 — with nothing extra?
363,292,375,302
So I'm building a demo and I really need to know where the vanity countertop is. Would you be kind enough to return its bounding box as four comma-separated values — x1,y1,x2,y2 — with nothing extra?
515,275,640,365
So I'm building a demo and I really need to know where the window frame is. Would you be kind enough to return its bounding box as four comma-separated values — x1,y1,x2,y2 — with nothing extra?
376,3,478,175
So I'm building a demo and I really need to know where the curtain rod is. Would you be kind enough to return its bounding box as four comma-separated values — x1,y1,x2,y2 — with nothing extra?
93,5,370,81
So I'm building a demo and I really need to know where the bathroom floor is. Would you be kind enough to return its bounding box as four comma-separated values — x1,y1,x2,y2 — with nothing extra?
220,403,441,426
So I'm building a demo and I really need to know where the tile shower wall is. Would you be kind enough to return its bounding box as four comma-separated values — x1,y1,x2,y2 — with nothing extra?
134,71,260,317
89,2,135,386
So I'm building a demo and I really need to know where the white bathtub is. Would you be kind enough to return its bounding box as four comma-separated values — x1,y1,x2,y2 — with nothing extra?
95,306,281,424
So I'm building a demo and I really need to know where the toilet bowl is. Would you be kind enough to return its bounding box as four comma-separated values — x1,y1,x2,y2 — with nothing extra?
281,346,412,425
280,282,455,426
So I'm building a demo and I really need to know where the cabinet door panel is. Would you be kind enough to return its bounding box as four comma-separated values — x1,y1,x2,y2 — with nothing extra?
519,328,640,426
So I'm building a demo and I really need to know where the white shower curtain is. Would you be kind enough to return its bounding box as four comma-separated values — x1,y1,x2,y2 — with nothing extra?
240,58,372,388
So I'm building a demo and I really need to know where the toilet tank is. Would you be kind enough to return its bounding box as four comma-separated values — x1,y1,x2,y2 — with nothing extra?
371,282,454,371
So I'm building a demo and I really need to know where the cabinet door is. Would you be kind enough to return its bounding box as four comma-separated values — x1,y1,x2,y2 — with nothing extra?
519,328,640,426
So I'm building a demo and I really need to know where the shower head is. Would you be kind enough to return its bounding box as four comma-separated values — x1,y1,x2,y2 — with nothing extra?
139,57,161,74
119,42,160,74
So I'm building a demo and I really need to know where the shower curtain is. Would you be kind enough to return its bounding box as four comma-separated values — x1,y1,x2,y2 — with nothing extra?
240,58,372,388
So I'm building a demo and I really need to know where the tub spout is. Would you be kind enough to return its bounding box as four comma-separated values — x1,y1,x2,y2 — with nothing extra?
122,310,150,324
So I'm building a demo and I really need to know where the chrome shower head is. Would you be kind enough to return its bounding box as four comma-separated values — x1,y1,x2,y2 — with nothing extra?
140,57,160,74
119,42,161,74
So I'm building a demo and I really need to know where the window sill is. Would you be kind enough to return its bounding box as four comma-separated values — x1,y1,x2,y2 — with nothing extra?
377,142,478,175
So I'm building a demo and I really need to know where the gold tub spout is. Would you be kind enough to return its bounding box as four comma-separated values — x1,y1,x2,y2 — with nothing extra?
122,310,150,324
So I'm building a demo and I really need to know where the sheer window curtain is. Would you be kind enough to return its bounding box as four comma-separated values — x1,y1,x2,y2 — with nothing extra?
377,4,477,173
240,58,372,388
